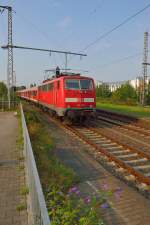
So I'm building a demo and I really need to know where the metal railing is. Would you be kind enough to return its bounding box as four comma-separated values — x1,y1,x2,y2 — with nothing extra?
21,104,51,225
0,100,19,110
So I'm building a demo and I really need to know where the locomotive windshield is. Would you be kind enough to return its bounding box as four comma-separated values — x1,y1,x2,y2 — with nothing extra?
65,79,80,89
80,79,93,90
65,79,93,90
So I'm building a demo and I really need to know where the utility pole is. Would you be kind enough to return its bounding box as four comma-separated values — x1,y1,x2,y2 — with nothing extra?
141,32,149,105
0,6,13,109
0,6,87,103
65,53,68,72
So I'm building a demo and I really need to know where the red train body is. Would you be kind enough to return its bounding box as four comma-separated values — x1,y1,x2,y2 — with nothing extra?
17,73,96,121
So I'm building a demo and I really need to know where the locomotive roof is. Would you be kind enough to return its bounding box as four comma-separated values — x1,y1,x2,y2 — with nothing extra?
42,74,93,85
18,74,94,92
17,86,38,92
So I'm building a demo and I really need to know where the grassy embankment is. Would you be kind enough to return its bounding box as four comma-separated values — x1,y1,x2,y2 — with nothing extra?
24,106,107,225
24,106,76,190
96,101,150,118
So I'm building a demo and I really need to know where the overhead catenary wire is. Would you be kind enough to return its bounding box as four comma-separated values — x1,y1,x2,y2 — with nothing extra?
53,0,105,49
81,2,150,52
13,10,65,67
97,52,143,69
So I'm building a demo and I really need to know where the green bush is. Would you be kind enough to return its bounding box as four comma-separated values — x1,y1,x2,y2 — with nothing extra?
112,83,137,104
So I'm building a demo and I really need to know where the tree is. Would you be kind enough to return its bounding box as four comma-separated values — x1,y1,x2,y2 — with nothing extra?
0,82,7,100
112,82,137,103
96,84,112,98
146,82,150,105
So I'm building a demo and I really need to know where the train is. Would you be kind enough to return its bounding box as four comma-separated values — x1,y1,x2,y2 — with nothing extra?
17,69,96,122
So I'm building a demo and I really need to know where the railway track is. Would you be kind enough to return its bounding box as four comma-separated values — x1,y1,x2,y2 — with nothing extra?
97,109,150,130
38,107,149,195
38,111,150,195
33,106,150,225
97,115,150,143
27,105,150,197
64,125,150,189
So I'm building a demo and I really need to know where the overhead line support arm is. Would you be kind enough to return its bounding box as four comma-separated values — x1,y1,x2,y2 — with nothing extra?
1,45,87,57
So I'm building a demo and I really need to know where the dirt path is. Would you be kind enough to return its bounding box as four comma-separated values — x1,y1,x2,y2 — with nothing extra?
0,112,28,225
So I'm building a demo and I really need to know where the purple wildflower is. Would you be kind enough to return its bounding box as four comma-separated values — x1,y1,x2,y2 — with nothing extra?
114,187,123,200
114,192,121,200
75,189,80,195
116,187,123,192
101,202,109,209
84,196,91,204
69,186,78,194
101,183,109,190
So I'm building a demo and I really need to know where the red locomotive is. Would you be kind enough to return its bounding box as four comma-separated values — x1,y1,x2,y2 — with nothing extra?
18,69,96,122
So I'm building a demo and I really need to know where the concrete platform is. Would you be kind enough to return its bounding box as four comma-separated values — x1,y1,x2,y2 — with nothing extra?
0,112,28,225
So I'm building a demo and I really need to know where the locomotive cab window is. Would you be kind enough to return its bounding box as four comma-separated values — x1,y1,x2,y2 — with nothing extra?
80,79,93,90
65,79,93,90
65,79,80,90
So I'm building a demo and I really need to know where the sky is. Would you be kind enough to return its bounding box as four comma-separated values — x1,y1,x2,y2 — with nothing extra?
0,0,150,86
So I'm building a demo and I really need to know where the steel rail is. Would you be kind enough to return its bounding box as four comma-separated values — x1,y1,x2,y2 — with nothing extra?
64,125,150,186
23,104,150,187
88,126,150,160
98,115,150,137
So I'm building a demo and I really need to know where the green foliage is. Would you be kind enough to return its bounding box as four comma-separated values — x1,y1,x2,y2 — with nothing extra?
112,82,137,104
24,105,122,224
24,106,76,190
96,102,150,117
0,82,7,99
20,186,29,195
146,82,150,105
16,203,27,211
46,185,108,225
96,84,112,98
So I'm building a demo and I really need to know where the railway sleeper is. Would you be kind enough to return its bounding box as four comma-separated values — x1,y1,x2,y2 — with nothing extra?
118,153,138,159
125,174,136,182
110,150,129,154
144,172,150,177
124,158,148,164
99,143,115,147
133,164,150,170
93,140,112,144
107,146,123,150
136,182,150,191
88,137,106,140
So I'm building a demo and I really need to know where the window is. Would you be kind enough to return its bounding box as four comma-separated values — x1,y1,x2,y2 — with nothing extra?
57,81,60,89
80,79,93,90
65,79,80,90
48,82,54,90
65,79,93,90
42,85,48,91
32,91,37,96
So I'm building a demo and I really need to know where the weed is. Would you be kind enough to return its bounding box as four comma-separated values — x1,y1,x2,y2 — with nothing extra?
16,203,27,211
20,186,29,195
17,155,24,161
